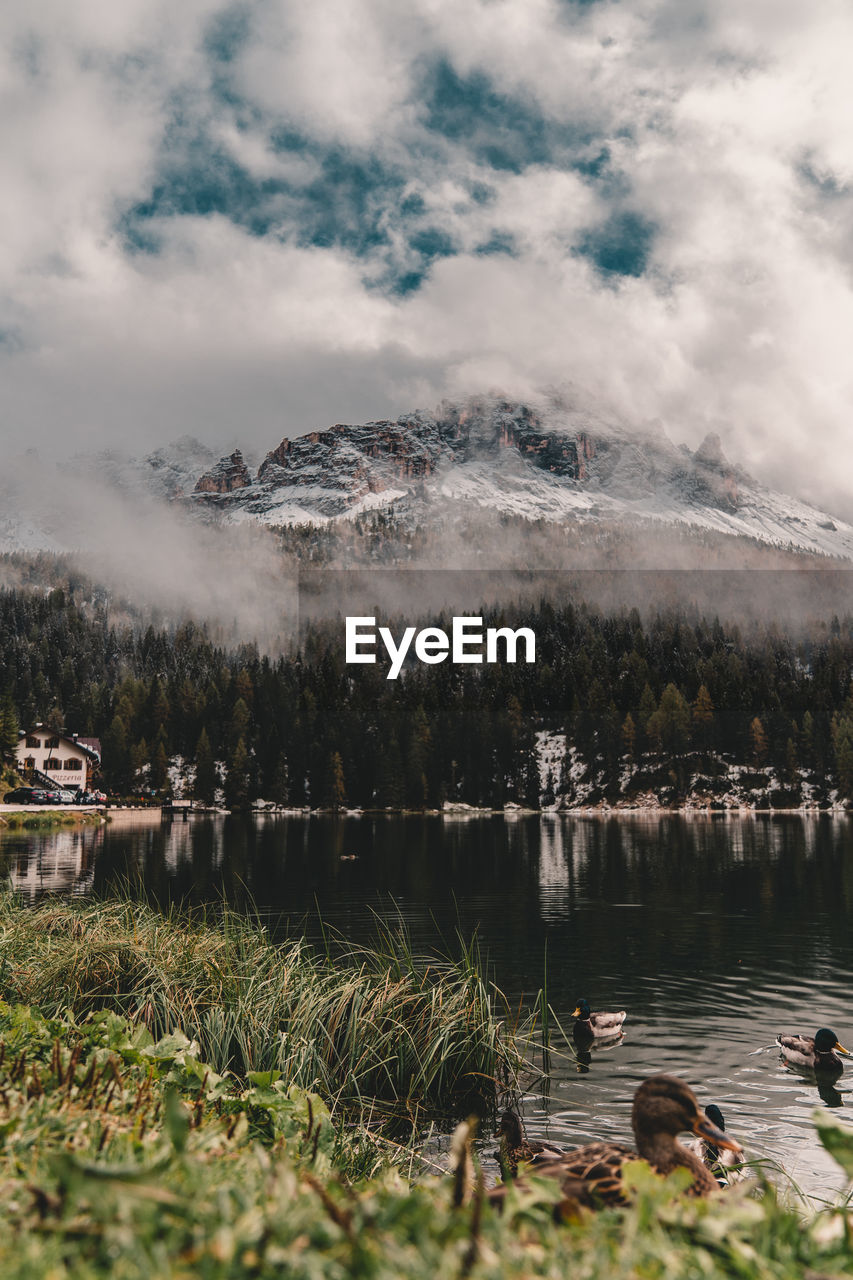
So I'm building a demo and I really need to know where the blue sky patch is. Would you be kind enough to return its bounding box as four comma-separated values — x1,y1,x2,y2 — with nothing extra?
117,42,648,297
575,210,655,277
423,59,560,173
475,231,518,257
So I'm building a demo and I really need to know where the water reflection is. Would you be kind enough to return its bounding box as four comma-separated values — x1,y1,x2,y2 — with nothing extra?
2,811,853,1197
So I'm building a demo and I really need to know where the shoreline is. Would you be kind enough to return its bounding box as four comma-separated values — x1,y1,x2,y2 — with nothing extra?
3,802,849,833
0,806,109,830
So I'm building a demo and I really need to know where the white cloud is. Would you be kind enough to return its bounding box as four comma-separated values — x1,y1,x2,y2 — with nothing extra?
3,0,853,519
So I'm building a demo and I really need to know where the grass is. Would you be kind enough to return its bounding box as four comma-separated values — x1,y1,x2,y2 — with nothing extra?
0,810,105,830
0,895,525,1125
1,897,852,1278
0,1001,852,1278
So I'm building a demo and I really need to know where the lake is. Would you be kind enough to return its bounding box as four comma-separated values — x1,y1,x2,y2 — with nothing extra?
3,810,853,1199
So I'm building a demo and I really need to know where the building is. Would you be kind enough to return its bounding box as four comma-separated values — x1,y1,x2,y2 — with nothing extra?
16,725,102,791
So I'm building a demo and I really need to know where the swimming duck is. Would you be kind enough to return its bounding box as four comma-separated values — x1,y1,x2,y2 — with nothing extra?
686,1104,746,1183
496,1110,568,1179
488,1074,743,1211
777,1028,850,1073
572,998,627,1040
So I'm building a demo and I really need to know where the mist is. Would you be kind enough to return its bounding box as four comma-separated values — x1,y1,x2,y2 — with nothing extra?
0,456,297,650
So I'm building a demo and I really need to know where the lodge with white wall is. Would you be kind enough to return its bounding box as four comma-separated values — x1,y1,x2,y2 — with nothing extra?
16,725,101,791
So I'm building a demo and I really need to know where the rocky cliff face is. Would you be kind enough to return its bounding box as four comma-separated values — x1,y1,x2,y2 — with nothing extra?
194,450,252,495
189,398,746,520
152,395,853,562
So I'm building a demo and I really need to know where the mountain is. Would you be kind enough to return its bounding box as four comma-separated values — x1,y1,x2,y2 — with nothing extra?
3,398,853,562
184,397,853,560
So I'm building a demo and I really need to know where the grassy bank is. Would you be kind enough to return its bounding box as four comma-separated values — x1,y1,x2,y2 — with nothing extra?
0,809,107,830
0,896,523,1123
0,1000,852,1278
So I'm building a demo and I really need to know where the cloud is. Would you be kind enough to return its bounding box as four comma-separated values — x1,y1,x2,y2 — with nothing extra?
3,0,853,517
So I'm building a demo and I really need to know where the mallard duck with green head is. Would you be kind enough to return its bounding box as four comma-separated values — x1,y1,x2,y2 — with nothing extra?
777,1027,850,1074
572,998,626,1040
686,1103,747,1184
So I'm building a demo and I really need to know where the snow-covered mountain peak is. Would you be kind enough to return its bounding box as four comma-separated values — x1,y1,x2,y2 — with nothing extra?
3,395,853,564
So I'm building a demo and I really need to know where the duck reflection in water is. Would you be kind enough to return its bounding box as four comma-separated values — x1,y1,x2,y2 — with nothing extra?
573,1034,624,1074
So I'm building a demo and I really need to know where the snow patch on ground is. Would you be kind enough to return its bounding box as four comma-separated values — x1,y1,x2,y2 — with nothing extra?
535,730,566,803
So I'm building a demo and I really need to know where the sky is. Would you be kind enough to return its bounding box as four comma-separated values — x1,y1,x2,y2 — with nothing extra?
3,0,853,514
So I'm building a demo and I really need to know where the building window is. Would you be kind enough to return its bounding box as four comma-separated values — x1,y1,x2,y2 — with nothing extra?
44,759,62,770
26,737,41,749
64,759,82,771
23,757,35,771
46,736,60,749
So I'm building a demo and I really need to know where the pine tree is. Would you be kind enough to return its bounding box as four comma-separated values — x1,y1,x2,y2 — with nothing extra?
326,751,346,811
225,737,250,809
406,705,432,809
150,726,169,791
522,749,541,808
104,713,130,793
194,729,217,806
784,737,799,787
750,716,768,767
621,713,636,762
833,716,853,801
637,684,657,750
801,710,815,770
151,739,170,794
377,735,404,808
130,736,148,786
647,684,691,755
692,684,715,751
0,693,19,765
229,698,251,750
270,752,290,807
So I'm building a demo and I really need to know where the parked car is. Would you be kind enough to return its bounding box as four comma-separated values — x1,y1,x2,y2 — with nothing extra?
74,789,106,805
42,788,76,804
3,786,47,804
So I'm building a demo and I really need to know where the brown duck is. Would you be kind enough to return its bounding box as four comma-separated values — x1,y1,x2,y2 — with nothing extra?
496,1110,568,1178
489,1074,743,1211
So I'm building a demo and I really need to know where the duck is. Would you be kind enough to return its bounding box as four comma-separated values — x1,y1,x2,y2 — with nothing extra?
685,1104,746,1184
496,1110,569,1179
487,1074,743,1212
777,1028,850,1073
572,998,627,1040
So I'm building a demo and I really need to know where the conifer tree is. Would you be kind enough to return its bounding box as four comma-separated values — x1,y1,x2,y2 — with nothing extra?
637,684,657,748
326,751,346,811
621,713,636,762
271,752,290,806
0,693,19,766
784,737,799,787
833,716,853,801
194,729,217,805
648,684,691,755
225,737,250,809
801,710,815,770
750,716,768,766
692,684,715,751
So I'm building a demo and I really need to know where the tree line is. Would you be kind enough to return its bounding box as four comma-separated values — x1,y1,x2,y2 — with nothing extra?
2,585,853,807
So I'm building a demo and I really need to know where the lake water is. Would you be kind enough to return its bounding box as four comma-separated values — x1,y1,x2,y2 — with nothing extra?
3,811,853,1200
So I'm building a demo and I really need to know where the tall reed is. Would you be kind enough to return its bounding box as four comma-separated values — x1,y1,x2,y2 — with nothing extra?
0,895,525,1121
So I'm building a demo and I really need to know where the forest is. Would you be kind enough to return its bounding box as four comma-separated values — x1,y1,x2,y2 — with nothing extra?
2,580,853,809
